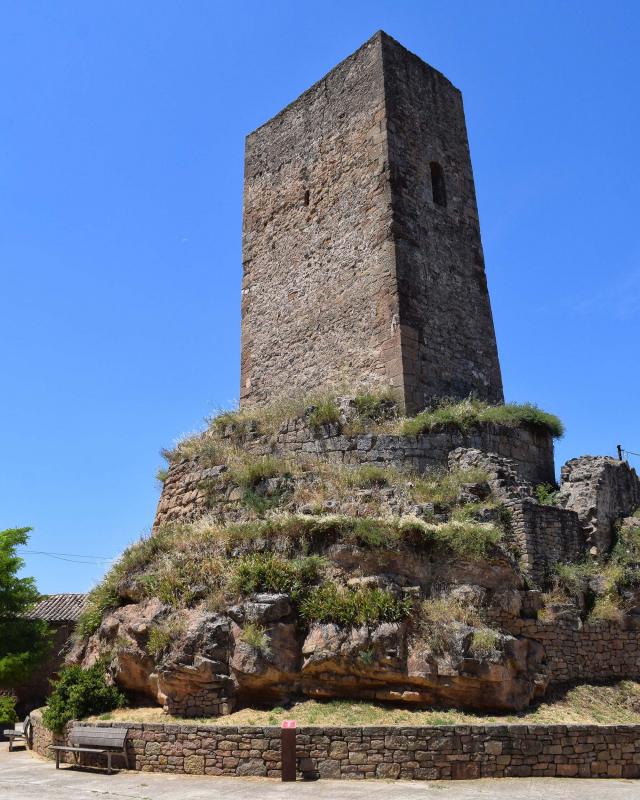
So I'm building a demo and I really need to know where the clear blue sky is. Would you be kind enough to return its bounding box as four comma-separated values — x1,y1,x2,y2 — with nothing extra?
2,1,639,594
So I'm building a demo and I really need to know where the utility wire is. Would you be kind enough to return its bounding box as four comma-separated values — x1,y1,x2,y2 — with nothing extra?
17,550,115,565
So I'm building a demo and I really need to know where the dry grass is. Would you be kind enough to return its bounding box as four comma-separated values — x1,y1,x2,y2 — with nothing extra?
89,681,640,727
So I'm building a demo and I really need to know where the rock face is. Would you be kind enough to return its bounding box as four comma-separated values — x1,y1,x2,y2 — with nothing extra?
558,456,640,554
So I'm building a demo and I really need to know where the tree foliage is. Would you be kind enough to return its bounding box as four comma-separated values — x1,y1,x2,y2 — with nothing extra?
0,527,52,687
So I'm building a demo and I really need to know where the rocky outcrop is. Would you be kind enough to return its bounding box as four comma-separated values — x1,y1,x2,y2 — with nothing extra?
558,456,640,554
71,587,546,714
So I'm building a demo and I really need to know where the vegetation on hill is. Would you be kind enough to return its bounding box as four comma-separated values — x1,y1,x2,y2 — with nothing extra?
160,391,564,469
400,398,564,438
76,505,506,638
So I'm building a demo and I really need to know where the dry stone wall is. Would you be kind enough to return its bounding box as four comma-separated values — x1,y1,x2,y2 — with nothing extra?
29,712,640,779
155,422,554,529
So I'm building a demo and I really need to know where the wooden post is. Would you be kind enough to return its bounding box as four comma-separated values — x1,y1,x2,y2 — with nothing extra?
617,444,624,461
281,719,297,782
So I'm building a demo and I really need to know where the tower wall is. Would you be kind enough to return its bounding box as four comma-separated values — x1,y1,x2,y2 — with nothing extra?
240,32,503,413
382,35,504,411
241,36,399,407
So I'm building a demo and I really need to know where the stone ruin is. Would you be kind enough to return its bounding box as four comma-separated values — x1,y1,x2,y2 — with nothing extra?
69,32,640,720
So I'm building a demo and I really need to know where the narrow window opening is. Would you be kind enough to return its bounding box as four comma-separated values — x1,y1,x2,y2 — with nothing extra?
430,162,447,208
303,189,310,206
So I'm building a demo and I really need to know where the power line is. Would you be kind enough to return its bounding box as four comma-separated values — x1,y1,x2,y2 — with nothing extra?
17,550,115,565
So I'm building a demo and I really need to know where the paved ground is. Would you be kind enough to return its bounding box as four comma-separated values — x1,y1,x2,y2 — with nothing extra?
1,744,639,799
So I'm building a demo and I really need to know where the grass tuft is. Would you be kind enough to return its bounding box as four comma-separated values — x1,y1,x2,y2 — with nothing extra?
401,399,564,439
300,584,413,626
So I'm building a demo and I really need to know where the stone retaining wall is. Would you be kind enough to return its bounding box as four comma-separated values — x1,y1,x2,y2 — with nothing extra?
29,711,640,780
155,421,554,528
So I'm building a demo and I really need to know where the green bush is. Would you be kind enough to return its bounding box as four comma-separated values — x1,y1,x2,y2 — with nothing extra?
42,665,126,733
0,695,17,724
300,584,413,626
401,399,564,439
534,483,559,505
230,553,323,601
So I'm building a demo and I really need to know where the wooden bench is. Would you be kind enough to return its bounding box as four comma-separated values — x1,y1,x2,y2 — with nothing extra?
3,717,31,751
51,726,130,774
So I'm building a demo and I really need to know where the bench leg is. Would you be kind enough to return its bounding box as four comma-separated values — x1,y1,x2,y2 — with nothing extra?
56,750,60,770
107,752,112,775
9,739,12,753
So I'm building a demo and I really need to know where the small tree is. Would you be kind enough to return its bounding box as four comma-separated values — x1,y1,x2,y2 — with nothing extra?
0,527,51,687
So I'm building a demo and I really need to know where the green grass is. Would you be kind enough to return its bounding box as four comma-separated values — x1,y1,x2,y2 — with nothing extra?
226,455,290,489
76,512,504,637
88,681,640,727
400,399,564,439
418,595,482,656
468,628,501,659
230,553,324,601
299,584,413,626
308,398,341,429
240,622,271,655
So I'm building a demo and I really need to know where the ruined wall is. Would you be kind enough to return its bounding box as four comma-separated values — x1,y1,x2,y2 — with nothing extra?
154,422,554,529
508,502,584,586
241,32,503,413
30,713,640,779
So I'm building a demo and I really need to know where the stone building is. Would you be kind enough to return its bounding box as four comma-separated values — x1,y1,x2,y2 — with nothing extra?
241,31,503,414
14,593,86,715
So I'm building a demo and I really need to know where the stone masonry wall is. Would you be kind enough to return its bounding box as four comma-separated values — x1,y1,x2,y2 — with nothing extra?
155,422,554,529
241,32,503,414
29,712,640,779
382,34,503,411
241,33,398,407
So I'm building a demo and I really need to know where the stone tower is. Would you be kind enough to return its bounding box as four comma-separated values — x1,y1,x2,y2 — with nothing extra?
240,31,503,414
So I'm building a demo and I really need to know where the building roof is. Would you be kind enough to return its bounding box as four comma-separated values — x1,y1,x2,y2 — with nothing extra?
27,593,87,623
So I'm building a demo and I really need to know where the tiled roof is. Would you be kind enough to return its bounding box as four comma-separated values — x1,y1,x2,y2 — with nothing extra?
26,593,88,623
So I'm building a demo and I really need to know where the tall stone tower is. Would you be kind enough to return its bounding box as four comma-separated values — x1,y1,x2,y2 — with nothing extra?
240,31,503,414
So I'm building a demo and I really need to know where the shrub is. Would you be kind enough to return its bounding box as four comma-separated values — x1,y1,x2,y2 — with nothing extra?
401,399,564,439
0,695,17,724
155,467,168,484
535,483,559,505
240,623,271,655
468,628,501,659
42,665,126,733
308,398,341,429
300,584,413,626
230,553,324,601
